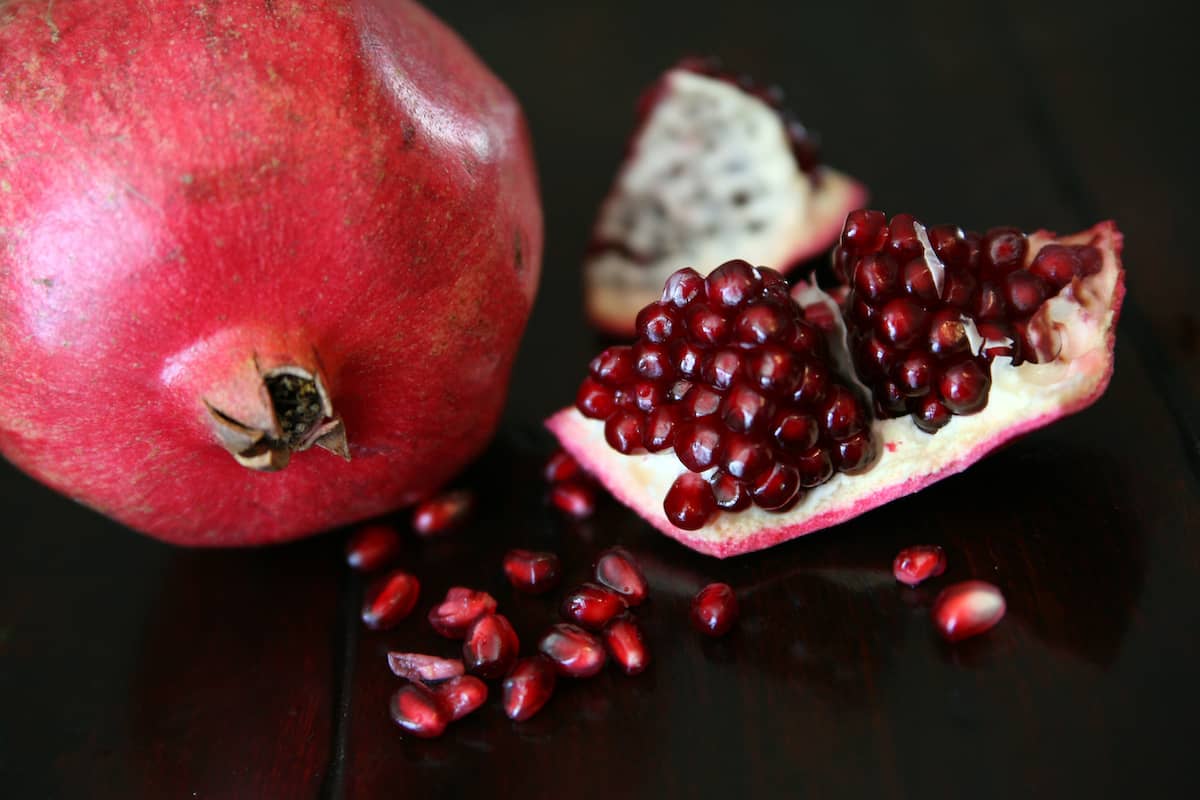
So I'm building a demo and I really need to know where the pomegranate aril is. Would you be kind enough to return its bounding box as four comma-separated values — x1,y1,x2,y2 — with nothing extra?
892,545,947,587
462,614,520,680
703,347,743,390
939,359,990,414
734,303,793,345
634,341,674,382
605,410,644,454
345,524,401,572
643,404,682,452
690,583,738,637
751,462,802,511
820,386,865,439
630,381,665,413
911,394,952,433
1029,244,1082,288
928,224,968,268
603,616,650,676
589,346,636,386
834,432,876,474
681,384,723,419
786,320,824,359
791,358,830,408
544,449,582,484
720,383,772,435
858,335,898,381
390,683,449,739
550,481,595,518
413,490,473,536
772,411,819,452
674,419,724,472
902,258,939,304
594,547,648,606
673,340,705,379
664,472,717,530
875,298,929,348
840,209,889,255
933,580,1006,642
428,587,498,639
576,377,617,419
975,282,1007,322
721,433,772,481
436,675,488,721
983,227,1027,275
795,445,834,487
686,303,729,346
896,351,935,396
502,656,558,721
362,571,420,631
886,213,921,261
852,254,898,302
943,269,977,309
928,311,970,358
1003,270,1048,316
387,652,465,683
744,344,800,396
877,380,907,416
560,582,627,630
705,259,760,307
710,470,752,511
636,303,680,343
502,549,562,594
538,624,608,678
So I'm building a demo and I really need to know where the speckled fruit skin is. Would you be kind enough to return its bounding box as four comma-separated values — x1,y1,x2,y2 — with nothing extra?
0,0,542,545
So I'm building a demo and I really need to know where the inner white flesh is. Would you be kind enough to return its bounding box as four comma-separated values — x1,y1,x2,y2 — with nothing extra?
561,227,1122,551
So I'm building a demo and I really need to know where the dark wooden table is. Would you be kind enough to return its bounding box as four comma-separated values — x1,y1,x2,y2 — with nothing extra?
3,1,1197,797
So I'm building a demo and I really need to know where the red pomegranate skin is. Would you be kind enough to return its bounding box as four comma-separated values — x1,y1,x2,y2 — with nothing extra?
0,0,542,545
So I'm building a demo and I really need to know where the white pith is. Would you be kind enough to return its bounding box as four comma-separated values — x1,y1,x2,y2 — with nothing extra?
584,69,863,331
551,224,1123,557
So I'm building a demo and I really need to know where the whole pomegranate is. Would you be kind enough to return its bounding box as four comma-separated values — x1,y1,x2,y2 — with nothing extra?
0,0,542,545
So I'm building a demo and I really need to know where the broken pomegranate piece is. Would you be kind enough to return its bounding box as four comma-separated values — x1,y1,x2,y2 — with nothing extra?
549,221,1124,557
583,59,866,336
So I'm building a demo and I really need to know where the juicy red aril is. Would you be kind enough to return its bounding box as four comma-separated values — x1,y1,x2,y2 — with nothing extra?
834,432,875,474
933,580,1006,642
538,624,608,678
772,411,818,452
436,675,488,721
943,270,977,309
544,449,581,484
634,341,674,382
550,481,595,518
983,227,1027,275
686,303,729,345
876,298,928,348
690,583,738,637
859,336,897,381
928,224,968,268
939,360,990,414
840,209,889,256
703,347,743,390
387,652,465,683
751,462,801,510
902,258,939,304
644,405,682,451
721,382,772,435
911,394,952,433
636,303,680,343
362,571,420,631
853,254,898,302
345,524,401,572
820,386,865,439
661,267,705,307
892,544,947,587
428,587,498,639
680,384,723,418
897,352,935,395
560,582,627,630
603,616,650,675
630,381,665,413
721,433,771,481
928,311,969,358
413,490,473,536
576,377,616,419
590,346,636,386
795,446,834,487
674,419,724,472
743,344,800,396
390,683,449,739
1003,270,1048,315
502,549,562,594
664,472,717,530
710,470,753,511
673,340,705,378
885,213,921,261
791,359,830,406
502,656,558,721
734,303,793,344
594,547,648,606
705,259,760,307
1029,244,1081,287
462,614,520,679
605,410,644,454
877,380,907,416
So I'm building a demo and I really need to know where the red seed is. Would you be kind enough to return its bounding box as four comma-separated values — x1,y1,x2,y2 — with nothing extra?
462,614,520,679
502,549,562,594
427,587,498,639
387,652,465,683
840,209,890,256
933,580,1006,642
389,683,449,739
412,490,473,536
589,345,637,386
361,571,420,631
892,545,948,587
576,377,617,419
664,472,717,530
435,675,489,721
560,582,627,630
344,524,401,572
603,616,650,675
660,267,705,307
538,623,608,678
594,547,648,606
543,449,581,484
502,656,558,721
690,583,738,637
550,481,596,518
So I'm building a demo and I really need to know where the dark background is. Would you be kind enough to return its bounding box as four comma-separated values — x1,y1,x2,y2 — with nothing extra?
3,0,1198,797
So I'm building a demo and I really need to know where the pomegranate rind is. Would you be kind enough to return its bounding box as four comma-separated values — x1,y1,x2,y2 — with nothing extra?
583,67,867,337
550,222,1124,557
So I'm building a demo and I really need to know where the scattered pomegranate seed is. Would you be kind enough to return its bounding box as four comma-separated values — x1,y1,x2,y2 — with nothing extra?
690,583,738,637
386,652,465,683
389,683,449,739
462,614,520,679
502,656,558,721
544,449,582,484
892,545,948,587
594,547,648,606
412,490,474,536
361,570,420,631
549,481,596,518
933,580,1006,642
602,615,650,675
502,549,562,594
560,582,627,630
538,624,608,678
427,587,498,639
434,675,489,721
344,524,401,572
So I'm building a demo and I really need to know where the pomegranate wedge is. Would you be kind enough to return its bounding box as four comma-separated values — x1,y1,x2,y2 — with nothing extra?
583,58,866,336
549,220,1124,557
